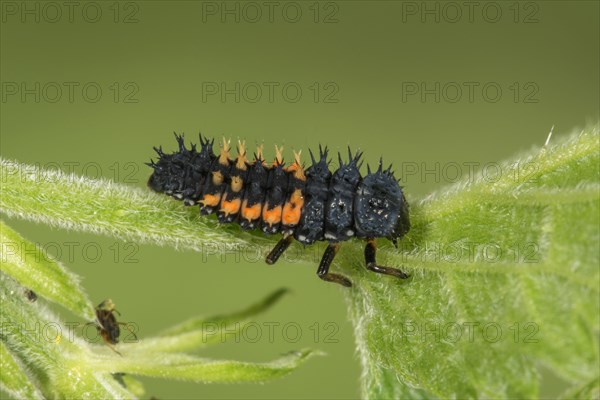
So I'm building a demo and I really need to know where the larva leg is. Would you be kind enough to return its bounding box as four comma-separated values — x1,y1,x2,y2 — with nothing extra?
317,243,352,287
365,239,409,279
266,234,293,264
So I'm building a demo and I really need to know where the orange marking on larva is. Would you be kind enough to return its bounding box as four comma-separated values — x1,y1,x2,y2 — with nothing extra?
212,171,224,185
231,176,244,192
241,200,262,222
282,189,304,225
220,198,241,216
201,194,221,207
262,203,282,226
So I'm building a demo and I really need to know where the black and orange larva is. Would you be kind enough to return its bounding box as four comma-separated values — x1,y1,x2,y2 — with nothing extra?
147,133,410,287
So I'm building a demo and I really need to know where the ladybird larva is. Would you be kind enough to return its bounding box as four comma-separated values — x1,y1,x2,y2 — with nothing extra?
147,133,410,287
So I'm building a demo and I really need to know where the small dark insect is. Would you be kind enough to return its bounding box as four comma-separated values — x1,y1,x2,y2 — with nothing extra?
92,299,136,355
147,133,410,287
24,288,37,302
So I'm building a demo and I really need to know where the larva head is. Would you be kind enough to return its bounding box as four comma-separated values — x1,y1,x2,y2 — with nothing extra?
147,147,176,194
354,161,410,240
147,133,194,196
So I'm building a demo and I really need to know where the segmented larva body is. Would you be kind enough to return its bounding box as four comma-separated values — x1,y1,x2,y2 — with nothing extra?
147,133,410,287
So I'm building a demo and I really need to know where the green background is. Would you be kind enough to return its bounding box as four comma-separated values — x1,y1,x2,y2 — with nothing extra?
1,1,598,399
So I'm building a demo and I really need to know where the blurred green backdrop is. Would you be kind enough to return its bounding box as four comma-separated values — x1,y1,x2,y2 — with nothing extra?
1,1,598,399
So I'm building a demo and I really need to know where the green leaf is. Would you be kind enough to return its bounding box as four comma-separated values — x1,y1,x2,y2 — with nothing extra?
0,158,260,252
341,128,600,398
0,341,44,400
0,219,96,320
89,349,319,383
130,288,289,353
